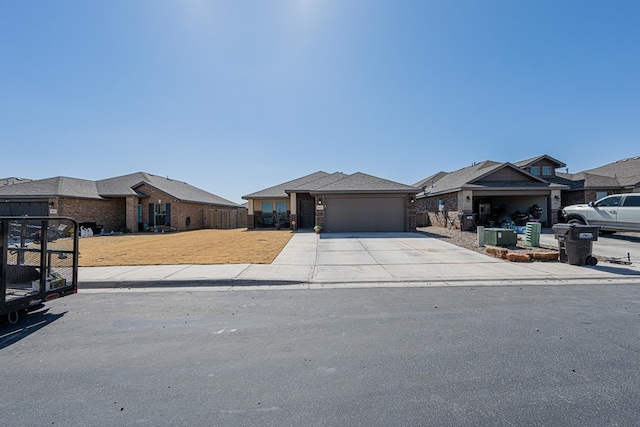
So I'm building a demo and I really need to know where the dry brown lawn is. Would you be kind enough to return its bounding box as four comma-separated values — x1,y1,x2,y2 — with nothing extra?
78,229,294,267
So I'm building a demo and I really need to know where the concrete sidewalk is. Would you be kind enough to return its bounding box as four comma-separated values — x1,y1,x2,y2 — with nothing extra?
78,231,640,290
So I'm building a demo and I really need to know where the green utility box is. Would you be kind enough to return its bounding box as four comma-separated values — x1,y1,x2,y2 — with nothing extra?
484,228,517,246
524,222,541,247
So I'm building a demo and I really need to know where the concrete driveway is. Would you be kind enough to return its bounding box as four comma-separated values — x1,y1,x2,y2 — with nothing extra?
267,231,640,286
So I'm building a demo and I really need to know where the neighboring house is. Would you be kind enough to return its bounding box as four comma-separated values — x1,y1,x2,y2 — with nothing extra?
243,171,421,232
414,155,569,229
0,172,242,232
553,156,640,206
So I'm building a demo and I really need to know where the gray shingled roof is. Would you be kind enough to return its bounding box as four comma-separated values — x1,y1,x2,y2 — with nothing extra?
0,176,100,199
97,172,239,206
0,172,239,207
580,156,640,188
310,172,420,193
286,172,350,192
553,156,640,190
416,161,564,197
513,154,566,168
418,161,500,194
244,171,420,199
412,171,448,190
242,171,332,199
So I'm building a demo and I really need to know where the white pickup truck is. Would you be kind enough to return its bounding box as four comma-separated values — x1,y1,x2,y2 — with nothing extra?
561,193,640,233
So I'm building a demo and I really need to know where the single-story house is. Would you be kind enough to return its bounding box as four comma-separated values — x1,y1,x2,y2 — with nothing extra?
0,172,243,232
243,171,421,232
413,155,570,229
552,156,640,206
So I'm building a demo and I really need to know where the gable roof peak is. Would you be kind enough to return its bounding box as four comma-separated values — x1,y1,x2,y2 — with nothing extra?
514,154,566,168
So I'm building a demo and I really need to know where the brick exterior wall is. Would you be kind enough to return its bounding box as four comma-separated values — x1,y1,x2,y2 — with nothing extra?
136,184,240,231
314,196,325,230
406,195,417,232
561,189,626,207
56,197,126,233
415,193,460,228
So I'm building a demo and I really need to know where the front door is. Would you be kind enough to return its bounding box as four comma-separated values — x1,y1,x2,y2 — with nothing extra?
300,199,314,228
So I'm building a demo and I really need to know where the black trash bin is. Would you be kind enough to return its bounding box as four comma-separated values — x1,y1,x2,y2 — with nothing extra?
552,223,600,266
458,213,477,231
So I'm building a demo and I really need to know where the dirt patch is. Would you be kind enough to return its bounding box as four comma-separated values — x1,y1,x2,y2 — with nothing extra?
419,226,559,260
78,229,294,267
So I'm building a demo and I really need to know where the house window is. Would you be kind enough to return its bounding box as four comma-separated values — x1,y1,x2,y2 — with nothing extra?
542,166,552,176
595,192,608,201
155,203,168,226
276,201,287,223
262,201,273,225
531,166,540,175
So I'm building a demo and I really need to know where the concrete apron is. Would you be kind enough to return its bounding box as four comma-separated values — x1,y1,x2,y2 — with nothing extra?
79,231,640,291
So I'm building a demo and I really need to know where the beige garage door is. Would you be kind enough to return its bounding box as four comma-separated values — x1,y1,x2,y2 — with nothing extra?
324,195,405,232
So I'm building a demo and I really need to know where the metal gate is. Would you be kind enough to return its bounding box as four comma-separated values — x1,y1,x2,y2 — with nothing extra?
1,217,79,323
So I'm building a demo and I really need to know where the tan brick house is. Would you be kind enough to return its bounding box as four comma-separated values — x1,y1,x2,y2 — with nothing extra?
413,155,569,229
0,172,242,232
243,171,421,233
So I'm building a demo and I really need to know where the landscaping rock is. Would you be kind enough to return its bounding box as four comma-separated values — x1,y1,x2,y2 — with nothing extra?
532,252,559,261
485,246,508,259
506,252,532,262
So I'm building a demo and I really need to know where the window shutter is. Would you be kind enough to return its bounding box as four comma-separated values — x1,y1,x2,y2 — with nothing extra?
149,204,154,226
165,203,171,225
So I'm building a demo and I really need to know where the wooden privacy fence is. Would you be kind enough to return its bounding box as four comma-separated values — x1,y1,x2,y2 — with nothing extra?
204,209,247,229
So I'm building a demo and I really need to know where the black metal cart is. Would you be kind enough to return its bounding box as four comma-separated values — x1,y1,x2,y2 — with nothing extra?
1,216,79,324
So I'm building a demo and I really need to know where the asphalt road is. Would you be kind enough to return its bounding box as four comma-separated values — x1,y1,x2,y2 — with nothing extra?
2,285,640,426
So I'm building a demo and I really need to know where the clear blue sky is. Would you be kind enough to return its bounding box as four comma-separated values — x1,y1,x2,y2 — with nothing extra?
2,1,638,204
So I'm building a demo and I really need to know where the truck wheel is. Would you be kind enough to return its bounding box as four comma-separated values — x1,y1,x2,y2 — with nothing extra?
568,218,585,225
